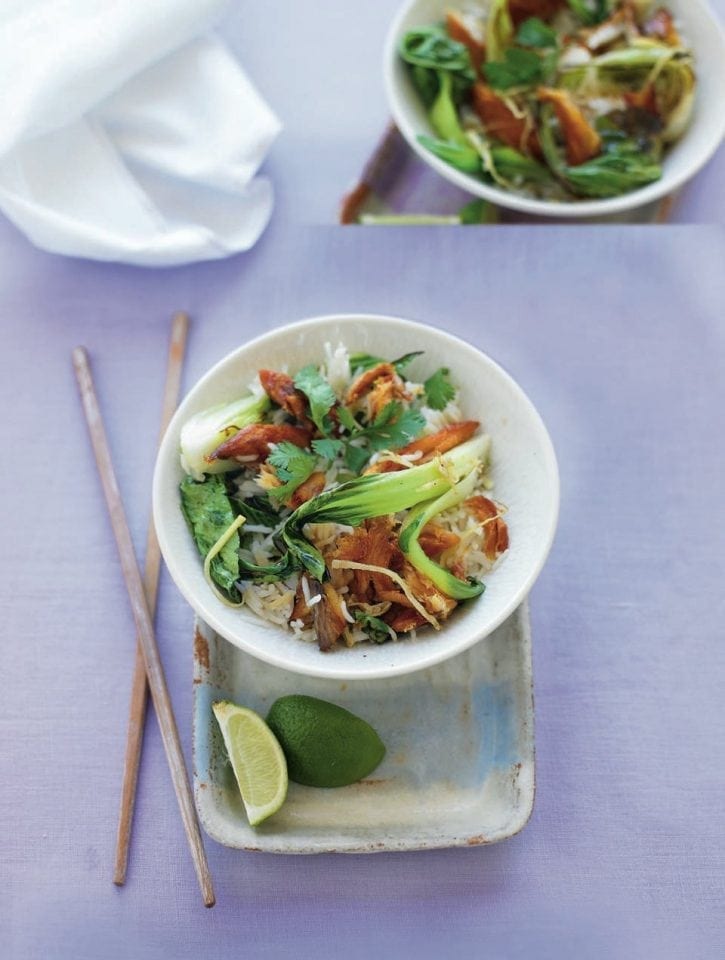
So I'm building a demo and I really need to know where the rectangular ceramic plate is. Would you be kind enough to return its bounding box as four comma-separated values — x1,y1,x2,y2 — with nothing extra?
192,602,535,853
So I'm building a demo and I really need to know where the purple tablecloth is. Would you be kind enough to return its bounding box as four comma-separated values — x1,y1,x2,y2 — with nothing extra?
2,219,724,959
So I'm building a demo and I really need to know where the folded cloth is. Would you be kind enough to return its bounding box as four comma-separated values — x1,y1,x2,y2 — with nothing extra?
0,1,281,266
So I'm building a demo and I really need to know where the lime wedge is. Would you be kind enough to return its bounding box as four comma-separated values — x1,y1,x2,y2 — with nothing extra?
212,701,288,826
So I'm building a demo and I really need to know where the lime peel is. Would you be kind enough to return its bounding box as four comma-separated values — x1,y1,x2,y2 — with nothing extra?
266,695,386,788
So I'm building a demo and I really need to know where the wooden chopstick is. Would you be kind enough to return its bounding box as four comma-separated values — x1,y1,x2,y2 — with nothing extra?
113,312,189,887
339,120,405,224
73,343,215,908
653,190,679,224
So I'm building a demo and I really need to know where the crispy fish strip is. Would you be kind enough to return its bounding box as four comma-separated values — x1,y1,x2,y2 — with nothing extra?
465,495,510,561
419,523,460,558
537,87,602,166
286,470,327,509
366,421,481,475
330,560,439,629
345,362,409,419
508,0,563,25
208,423,312,462
259,369,311,425
309,580,348,651
472,84,541,156
445,11,486,75
383,606,429,633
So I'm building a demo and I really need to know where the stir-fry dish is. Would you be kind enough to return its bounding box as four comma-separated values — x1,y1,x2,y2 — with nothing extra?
400,1,695,200
178,345,509,651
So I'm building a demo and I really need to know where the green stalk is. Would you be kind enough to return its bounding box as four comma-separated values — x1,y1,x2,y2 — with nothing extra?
398,468,486,600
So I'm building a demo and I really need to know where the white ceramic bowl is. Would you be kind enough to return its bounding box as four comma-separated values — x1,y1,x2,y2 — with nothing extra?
153,315,559,680
384,0,725,218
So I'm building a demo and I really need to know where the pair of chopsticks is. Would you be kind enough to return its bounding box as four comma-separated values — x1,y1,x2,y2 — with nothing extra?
73,313,215,908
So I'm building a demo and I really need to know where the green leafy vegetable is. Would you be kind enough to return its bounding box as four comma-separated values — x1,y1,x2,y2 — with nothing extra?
539,104,661,197
267,442,317,502
293,365,336,434
483,47,545,90
336,406,359,433
410,64,440,108
342,402,426,472
418,135,482,174
179,392,270,480
234,494,280,528
179,475,241,599
423,368,455,410
400,26,475,108
565,0,613,26
311,438,344,461
558,151,662,197
353,610,394,644
399,26,473,73
365,403,426,451
515,17,557,49
430,71,470,145
344,443,372,475
489,145,553,185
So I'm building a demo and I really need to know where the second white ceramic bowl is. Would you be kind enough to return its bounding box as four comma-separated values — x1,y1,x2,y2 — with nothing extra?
384,0,725,218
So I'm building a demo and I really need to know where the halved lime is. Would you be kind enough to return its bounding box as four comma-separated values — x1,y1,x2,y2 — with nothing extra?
212,701,288,826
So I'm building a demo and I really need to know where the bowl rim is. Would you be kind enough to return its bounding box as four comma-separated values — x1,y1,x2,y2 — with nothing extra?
383,0,725,219
152,313,561,680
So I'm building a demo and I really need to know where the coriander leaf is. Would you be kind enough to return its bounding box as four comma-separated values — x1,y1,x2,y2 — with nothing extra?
267,442,317,501
344,443,372,474
337,406,359,433
365,402,426,453
353,610,393,644
293,365,336,434
565,0,612,26
483,48,544,90
311,438,344,461
348,351,424,376
348,352,382,373
515,17,557,49
179,475,241,599
392,352,424,375
424,368,456,410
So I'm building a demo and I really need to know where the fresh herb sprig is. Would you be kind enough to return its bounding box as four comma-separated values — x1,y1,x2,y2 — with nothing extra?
423,368,455,410
293,365,336,434
343,401,426,473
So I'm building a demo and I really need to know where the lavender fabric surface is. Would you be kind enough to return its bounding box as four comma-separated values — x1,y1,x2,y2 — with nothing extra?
2,222,724,959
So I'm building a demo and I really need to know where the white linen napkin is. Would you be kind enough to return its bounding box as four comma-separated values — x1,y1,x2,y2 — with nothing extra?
0,0,281,266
